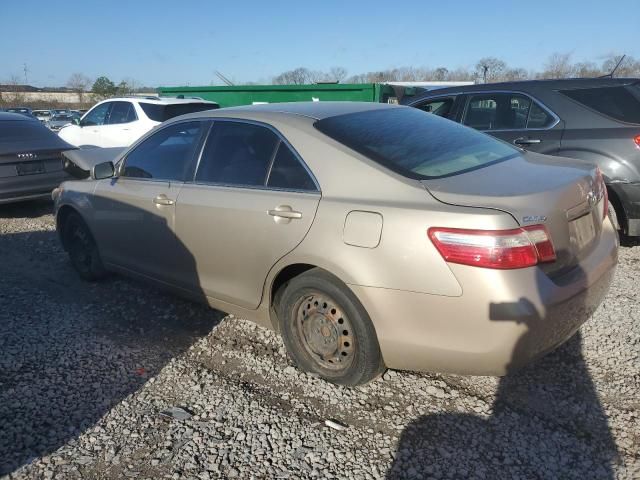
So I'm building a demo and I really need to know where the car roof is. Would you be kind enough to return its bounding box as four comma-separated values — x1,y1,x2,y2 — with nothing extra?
411,77,640,99
102,96,218,106
0,112,37,121
182,101,399,121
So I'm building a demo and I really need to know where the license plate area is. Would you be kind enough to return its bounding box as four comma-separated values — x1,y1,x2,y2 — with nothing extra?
569,212,597,251
16,161,45,176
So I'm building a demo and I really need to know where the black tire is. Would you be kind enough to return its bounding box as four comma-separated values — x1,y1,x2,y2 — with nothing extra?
277,268,385,386
63,213,107,281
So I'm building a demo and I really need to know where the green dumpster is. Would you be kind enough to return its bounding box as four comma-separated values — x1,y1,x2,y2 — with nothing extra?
157,83,414,108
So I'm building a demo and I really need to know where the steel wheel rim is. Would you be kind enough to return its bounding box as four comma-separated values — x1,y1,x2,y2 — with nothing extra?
295,292,355,371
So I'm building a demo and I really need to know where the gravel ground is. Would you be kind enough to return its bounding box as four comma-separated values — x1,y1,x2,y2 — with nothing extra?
0,200,638,480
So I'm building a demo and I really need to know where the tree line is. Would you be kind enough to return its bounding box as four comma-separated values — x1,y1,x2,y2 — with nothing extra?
272,53,640,85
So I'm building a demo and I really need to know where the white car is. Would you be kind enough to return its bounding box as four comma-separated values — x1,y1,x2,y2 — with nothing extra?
58,97,219,148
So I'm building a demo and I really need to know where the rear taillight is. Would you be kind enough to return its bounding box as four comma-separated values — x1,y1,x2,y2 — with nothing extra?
428,225,556,270
595,166,608,222
634,134,640,148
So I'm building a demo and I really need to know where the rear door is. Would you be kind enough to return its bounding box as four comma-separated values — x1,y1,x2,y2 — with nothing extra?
100,101,140,147
461,91,563,155
92,120,209,281
174,120,321,309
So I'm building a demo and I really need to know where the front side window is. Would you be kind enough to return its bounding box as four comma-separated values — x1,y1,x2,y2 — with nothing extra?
314,107,519,179
464,93,531,130
267,142,317,191
81,103,111,126
195,122,279,186
560,85,640,124
415,97,455,118
122,121,206,181
107,101,137,125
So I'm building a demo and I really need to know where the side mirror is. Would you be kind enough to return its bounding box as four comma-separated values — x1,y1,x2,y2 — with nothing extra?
74,117,81,126
92,161,115,180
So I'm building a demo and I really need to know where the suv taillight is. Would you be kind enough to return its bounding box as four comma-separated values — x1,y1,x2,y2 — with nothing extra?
428,225,556,269
634,134,640,148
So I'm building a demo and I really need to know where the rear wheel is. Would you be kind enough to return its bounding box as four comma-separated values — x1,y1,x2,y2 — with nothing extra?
63,213,107,281
277,269,385,386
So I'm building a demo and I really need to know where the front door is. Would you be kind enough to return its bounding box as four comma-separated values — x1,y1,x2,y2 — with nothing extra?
77,101,112,147
91,120,209,281
174,120,321,309
461,92,563,155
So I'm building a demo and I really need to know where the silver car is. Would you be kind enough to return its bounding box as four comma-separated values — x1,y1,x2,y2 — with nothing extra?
53,102,618,385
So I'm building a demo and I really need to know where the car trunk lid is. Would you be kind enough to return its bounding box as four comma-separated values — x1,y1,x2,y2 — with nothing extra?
422,152,607,275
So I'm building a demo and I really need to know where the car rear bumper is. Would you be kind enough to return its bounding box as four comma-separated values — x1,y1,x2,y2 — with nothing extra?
0,170,70,205
350,218,618,375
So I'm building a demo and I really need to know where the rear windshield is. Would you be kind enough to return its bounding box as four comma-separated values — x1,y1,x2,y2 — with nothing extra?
560,84,640,124
0,120,71,155
314,107,519,179
139,102,219,122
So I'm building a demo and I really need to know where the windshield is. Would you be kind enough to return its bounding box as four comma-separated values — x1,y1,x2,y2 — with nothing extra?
314,107,519,179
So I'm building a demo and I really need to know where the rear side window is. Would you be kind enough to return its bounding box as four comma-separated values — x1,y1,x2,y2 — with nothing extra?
122,121,205,181
140,102,219,122
464,93,531,130
107,101,137,124
196,122,279,186
526,102,555,128
560,85,640,124
267,142,317,191
315,107,519,179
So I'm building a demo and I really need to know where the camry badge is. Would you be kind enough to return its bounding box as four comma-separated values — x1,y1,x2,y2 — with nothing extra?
522,215,547,223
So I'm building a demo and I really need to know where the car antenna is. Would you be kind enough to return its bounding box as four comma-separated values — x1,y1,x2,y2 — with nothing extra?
599,54,626,78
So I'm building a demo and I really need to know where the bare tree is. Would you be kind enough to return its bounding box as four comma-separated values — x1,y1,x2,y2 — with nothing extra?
67,73,92,103
503,68,530,81
573,61,602,78
329,67,348,82
539,52,575,79
475,57,507,83
273,67,315,85
6,74,25,104
432,67,449,81
601,54,640,77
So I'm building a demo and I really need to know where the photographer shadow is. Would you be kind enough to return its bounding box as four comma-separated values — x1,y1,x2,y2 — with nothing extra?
0,198,225,475
387,269,619,479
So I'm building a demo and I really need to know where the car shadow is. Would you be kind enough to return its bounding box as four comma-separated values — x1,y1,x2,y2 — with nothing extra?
0,199,226,475
0,199,54,219
387,263,619,479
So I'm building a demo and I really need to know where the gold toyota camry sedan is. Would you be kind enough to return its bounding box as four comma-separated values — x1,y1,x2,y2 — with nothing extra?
54,102,618,385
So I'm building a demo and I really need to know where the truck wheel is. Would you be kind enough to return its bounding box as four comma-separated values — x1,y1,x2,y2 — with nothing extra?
277,268,385,386
63,213,107,281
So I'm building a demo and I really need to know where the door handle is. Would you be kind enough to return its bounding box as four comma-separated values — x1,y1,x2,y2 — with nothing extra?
153,195,175,206
514,137,541,146
268,205,302,219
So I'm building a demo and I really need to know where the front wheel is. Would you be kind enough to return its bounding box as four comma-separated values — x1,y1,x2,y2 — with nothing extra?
277,269,385,386
63,213,107,281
